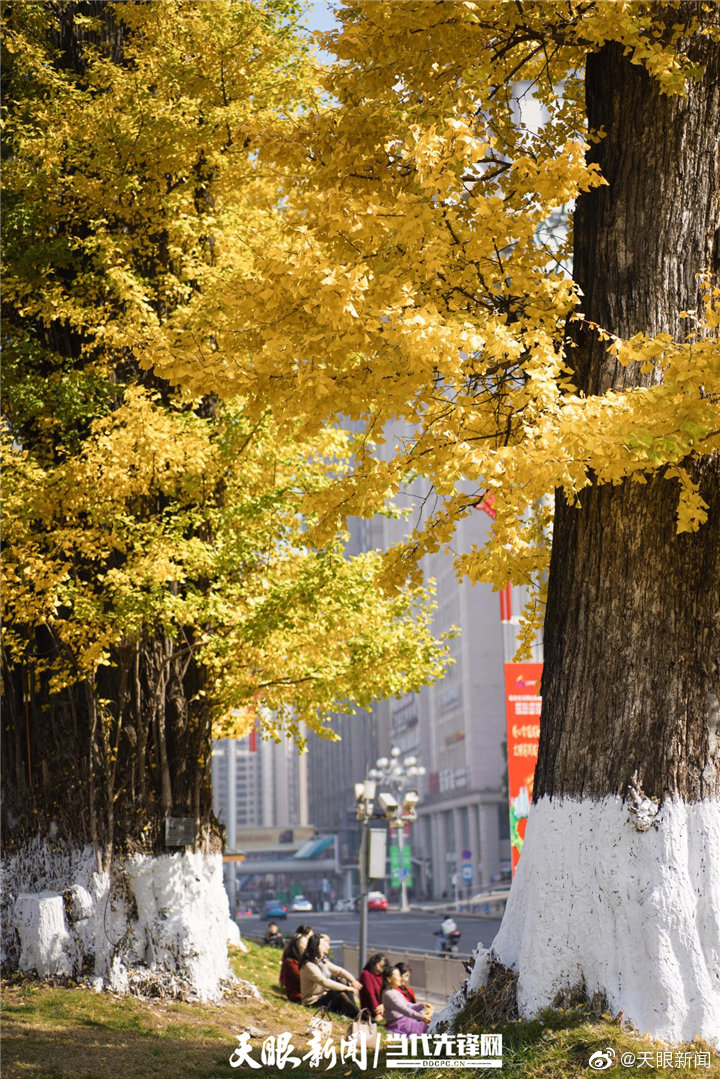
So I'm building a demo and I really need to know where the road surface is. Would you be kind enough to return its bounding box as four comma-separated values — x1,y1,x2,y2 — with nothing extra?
237,909,502,958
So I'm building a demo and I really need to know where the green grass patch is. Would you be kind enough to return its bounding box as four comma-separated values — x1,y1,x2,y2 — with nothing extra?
426,992,720,1079
2,943,718,1078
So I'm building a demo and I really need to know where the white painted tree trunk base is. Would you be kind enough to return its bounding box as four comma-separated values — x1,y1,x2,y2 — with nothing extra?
1,840,239,1001
435,796,720,1046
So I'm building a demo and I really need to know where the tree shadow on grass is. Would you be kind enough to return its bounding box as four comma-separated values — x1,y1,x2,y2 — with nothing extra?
2,1018,233,1079
3,1018,394,1079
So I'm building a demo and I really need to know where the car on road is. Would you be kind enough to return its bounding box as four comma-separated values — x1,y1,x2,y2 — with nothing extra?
290,895,313,912
367,891,389,911
263,898,288,919
334,897,356,912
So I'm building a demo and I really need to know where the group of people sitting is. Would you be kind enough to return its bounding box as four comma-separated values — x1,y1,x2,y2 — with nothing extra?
358,952,433,1034
274,924,433,1034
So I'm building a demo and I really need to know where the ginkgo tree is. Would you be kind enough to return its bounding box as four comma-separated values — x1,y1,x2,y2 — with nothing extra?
2,392,444,843
1,0,446,999
151,0,719,1043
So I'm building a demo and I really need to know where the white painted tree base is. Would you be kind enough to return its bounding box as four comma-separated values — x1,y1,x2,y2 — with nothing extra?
1,840,238,1001
435,796,720,1046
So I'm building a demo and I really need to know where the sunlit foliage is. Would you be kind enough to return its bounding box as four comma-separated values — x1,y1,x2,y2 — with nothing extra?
160,1,720,641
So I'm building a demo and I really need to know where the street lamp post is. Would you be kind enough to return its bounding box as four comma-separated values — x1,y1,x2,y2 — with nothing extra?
353,752,424,965
353,779,376,968
368,747,426,913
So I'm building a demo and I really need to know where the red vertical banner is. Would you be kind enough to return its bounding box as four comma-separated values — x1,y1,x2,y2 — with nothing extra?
504,662,542,874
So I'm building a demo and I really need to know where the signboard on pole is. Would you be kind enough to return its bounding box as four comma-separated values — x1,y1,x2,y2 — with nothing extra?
504,662,542,874
462,863,473,883
389,840,413,887
368,829,387,880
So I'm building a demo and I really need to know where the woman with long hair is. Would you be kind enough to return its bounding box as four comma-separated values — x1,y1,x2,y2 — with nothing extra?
279,925,313,1003
396,961,434,1017
359,952,388,1019
299,932,361,1018
395,961,422,1003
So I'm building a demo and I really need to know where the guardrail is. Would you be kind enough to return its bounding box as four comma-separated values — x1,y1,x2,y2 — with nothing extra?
333,943,468,1005
413,891,508,917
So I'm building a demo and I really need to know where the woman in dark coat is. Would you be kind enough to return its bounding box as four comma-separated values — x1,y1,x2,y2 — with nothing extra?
359,953,388,1019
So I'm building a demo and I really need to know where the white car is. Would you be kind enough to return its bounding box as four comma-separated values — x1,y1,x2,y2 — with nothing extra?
290,895,313,912
334,897,356,912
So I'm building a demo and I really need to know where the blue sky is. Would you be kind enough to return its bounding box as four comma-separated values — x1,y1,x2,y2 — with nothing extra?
301,0,340,63
304,0,339,33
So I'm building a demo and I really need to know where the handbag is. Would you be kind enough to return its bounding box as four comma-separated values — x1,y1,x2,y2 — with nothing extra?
346,1008,378,1051
307,1007,333,1039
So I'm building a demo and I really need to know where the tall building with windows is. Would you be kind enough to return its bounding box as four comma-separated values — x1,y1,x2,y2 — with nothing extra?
413,514,510,898
307,459,513,900
212,732,310,837
212,731,310,908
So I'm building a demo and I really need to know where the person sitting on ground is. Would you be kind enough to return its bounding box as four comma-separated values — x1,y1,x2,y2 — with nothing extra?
279,925,313,1003
395,962,433,1017
359,953,388,1020
299,932,362,1018
263,921,284,948
382,964,433,1034
281,923,312,961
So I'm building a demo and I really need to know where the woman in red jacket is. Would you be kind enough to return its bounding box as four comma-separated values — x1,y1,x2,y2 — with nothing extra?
279,925,312,1003
359,953,388,1019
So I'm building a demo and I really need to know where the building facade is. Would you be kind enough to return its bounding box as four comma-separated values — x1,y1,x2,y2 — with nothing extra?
307,464,513,901
214,460,521,905
212,731,310,909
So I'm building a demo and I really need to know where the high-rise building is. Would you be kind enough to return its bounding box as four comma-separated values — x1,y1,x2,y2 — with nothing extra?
216,437,519,904
412,515,510,899
212,731,310,908
212,729,309,836
307,454,513,900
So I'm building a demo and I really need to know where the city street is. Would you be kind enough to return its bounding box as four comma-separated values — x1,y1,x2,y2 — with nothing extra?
237,909,502,958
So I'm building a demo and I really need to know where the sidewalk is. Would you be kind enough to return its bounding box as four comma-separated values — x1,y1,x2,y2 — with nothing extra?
406,900,507,920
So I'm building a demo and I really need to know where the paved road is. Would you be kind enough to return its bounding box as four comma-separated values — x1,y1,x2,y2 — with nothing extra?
237,909,502,958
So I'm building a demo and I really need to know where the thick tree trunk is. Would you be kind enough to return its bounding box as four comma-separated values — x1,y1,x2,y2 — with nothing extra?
536,28,720,805
464,18,720,1045
0,637,230,1000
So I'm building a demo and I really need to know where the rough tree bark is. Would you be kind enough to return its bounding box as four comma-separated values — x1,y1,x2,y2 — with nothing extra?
1,631,231,999
538,27,720,806
464,12,720,1045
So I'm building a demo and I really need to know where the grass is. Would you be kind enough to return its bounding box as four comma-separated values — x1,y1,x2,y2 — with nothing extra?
1,943,365,1079
1,943,718,1079
448,999,720,1079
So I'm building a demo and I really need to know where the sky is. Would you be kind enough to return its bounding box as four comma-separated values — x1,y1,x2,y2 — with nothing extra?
301,0,340,63
304,0,340,34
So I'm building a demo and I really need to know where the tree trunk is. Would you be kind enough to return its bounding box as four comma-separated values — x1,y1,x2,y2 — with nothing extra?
472,20,720,1045
1,637,230,1000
